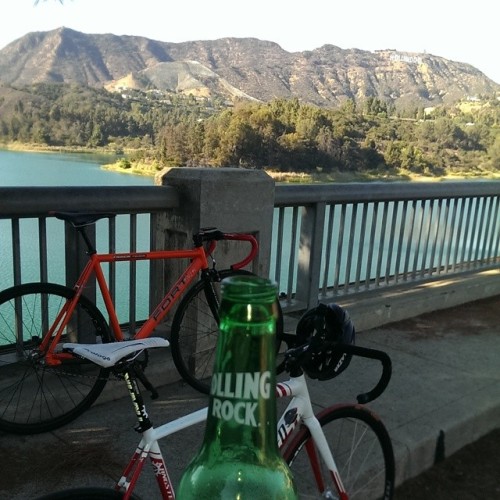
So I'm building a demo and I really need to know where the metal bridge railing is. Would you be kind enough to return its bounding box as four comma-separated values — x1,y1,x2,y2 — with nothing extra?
1,179,499,321
0,186,179,334
272,181,500,311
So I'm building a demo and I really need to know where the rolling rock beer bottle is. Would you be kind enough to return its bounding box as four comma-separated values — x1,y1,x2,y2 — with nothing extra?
177,275,297,499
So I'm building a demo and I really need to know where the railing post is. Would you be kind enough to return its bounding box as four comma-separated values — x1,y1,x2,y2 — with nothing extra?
152,167,275,299
295,202,326,309
64,222,97,303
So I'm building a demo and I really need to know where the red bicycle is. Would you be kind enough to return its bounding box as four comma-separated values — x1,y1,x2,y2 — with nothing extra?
0,211,284,434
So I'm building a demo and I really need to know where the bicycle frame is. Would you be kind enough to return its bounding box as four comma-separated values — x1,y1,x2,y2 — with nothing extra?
41,246,210,365
51,331,391,498
114,372,343,500
39,221,258,367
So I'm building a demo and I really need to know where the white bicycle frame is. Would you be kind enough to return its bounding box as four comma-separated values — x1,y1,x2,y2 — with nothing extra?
62,338,346,499
276,375,345,495
111,374,343,499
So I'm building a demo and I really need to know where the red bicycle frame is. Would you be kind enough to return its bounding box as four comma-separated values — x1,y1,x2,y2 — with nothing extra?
40,231,257,366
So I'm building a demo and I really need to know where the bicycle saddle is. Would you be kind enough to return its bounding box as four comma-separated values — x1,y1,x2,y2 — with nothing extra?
63,338,170,368
49,211,116,227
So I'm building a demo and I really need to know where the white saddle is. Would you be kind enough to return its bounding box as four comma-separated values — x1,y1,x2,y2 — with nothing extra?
62,337,170,368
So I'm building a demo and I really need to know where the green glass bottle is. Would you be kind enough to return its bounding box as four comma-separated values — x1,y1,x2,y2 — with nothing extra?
177,275,297,499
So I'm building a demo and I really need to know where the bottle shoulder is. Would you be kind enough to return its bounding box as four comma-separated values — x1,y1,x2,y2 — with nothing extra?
177,460,297,499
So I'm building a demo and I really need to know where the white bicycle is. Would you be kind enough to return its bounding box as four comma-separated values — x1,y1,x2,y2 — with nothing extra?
37,332,394,499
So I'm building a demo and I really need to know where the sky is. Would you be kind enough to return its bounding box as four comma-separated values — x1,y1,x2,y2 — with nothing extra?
1,0,499,84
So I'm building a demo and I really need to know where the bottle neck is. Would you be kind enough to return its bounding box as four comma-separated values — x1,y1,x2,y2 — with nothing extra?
202,301,278,458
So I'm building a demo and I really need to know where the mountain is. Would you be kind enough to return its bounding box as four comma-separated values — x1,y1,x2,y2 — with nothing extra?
105,60,258,101
0,27,498,109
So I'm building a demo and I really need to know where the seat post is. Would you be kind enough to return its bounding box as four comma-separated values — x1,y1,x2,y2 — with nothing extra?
122,366,153,433
63,221,97,303
77,225,97,255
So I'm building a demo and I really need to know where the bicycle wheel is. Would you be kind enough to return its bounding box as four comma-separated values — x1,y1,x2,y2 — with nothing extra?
37,487,139,499
282,404,395,500
170,269,285,394
0,282,113,434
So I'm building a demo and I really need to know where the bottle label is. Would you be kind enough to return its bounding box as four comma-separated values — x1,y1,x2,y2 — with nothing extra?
211,371,271,427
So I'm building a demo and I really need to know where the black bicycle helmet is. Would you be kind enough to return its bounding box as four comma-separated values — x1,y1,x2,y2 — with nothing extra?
295,302,355,380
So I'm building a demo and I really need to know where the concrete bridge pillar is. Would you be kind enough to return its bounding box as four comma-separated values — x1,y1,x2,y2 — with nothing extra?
150,167,275,304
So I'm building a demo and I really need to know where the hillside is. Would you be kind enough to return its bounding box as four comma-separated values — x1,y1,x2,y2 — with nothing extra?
0,27,498,109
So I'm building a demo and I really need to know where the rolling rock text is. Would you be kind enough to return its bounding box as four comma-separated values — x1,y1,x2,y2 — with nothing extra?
210,371,271,427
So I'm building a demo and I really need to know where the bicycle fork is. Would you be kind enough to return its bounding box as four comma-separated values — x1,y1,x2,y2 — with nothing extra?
277,376,347,499
303,416,348,500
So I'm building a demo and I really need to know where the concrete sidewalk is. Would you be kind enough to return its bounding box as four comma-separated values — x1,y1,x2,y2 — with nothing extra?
1,295,499,499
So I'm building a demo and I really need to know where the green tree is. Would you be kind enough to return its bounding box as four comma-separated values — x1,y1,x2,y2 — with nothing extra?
488,134,500,169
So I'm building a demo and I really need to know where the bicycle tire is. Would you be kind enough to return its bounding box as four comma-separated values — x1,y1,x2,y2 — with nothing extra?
36,487,139,499
282,404,395,500
0,282,113,434
170,269,285,394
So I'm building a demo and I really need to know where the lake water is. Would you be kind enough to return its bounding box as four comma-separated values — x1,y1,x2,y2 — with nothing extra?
0,149,295,292
1,150,489,314
0,149,155,320
0,149,153,187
